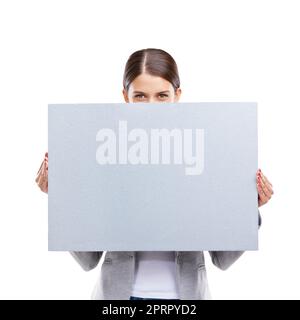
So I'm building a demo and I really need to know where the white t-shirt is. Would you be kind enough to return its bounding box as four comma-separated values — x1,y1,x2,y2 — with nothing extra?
131,251,180,299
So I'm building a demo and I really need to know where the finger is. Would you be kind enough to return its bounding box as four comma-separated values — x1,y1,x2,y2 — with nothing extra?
39,183,47,193
43,180,48,190
257,188,268,207
259,169,273,186
256,172,262,185
257,183,268,205
36,160,44,175
42,164,48,179
257,171,272,192
259,177,272,199
260,173,274,194
262,173,273,189
42,178,48,192
262,174,273,190
39,178,45,190
41,179,48,191
256,172,260,181
35,175,41,184
37,175,45,187
41,160,46,175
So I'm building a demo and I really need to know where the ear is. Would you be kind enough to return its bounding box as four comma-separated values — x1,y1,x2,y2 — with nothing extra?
174,88,182,102
122,89,129,103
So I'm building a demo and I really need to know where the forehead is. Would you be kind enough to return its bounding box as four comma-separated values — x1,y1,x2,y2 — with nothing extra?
129,73,172,93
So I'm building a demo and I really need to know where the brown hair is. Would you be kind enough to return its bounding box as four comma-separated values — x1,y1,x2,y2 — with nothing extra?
123,48,180,93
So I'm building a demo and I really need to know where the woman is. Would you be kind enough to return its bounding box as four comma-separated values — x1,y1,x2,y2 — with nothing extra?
36,48,274,300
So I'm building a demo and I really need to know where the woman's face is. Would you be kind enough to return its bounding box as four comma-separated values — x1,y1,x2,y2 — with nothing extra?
122,73,181,103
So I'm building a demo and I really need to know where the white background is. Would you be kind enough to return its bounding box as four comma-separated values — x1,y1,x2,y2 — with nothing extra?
0,0,299,299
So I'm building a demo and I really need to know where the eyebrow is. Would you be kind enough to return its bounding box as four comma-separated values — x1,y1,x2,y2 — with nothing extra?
132,90,170,94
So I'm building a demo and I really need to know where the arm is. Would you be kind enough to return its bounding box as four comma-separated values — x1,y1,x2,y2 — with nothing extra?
70,251,103,271
209,209,262,271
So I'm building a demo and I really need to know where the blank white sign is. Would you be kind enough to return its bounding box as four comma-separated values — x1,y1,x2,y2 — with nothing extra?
48,102,258,251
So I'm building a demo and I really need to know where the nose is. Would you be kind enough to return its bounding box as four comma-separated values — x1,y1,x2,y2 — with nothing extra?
148,97,159,103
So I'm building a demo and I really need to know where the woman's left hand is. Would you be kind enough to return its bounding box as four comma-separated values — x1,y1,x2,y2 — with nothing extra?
256,169,274,207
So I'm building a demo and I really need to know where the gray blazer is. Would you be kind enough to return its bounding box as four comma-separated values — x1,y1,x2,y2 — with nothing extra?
70,211,261,300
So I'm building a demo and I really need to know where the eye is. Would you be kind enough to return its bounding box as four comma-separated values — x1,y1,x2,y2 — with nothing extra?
159,94,168,98
134,94,145,99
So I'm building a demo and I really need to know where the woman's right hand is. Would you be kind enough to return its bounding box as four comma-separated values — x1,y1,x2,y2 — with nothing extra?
35,152,48,193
